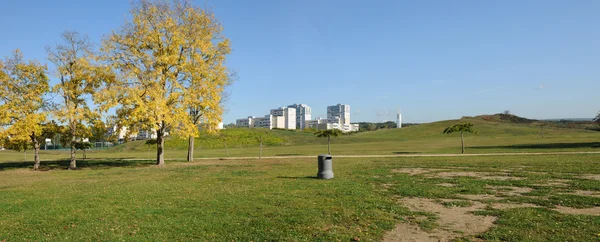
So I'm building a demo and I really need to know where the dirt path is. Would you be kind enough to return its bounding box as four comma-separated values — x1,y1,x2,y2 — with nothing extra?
191,151,600,161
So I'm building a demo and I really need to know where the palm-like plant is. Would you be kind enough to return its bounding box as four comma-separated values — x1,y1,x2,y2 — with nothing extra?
314,129,343,154
443,122,475,154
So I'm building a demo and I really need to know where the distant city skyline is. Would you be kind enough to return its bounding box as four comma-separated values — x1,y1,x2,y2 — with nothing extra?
1,0,598,124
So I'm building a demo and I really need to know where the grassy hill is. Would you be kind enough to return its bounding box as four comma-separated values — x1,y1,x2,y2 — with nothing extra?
112,115,599,153
1,115,597,161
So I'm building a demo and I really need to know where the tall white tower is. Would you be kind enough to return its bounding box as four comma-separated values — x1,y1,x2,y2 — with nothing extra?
396,108,402,128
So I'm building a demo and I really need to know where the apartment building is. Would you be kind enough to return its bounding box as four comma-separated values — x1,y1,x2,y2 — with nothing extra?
327,104,351,125
287,104,311,129
270,107,296,130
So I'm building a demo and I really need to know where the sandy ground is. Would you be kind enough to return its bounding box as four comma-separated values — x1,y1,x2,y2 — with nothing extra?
382,167,600,241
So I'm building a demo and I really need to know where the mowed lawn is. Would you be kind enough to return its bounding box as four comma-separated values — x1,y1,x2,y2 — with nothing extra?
1,154,600,241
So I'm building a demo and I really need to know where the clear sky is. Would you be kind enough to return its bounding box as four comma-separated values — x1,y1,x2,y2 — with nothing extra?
1,0,599,123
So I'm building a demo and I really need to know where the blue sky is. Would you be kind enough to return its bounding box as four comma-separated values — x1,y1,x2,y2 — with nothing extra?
1,0,599,123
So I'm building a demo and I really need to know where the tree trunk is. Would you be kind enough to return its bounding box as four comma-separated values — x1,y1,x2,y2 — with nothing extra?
187,136,194,162
327,136,331,154
31,134,41,170
69,144,77,170
33,141,41,170
460,131,465,154
156,127,165,166
69,124,77,170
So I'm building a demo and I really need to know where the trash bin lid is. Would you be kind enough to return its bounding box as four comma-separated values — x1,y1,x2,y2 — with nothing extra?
318,154,332,158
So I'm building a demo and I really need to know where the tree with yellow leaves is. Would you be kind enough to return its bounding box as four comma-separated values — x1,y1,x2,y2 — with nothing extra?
100,0,231,165
47,31,105,170
0,49,52,170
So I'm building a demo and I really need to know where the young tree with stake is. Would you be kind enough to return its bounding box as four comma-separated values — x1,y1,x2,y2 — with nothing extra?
443,122,475,154
314,129,343,155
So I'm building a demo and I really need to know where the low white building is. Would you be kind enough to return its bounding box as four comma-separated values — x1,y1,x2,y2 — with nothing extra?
326,123,359,132
253,115,274,129
306,118,328,130
107,125,136,141
136,129,157,140
236,116,255,128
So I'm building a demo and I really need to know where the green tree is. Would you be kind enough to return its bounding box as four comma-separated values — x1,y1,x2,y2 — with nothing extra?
594,111,600,123
314,129,343,154
443,122,475,154
366,123,377,131
74,142,93,160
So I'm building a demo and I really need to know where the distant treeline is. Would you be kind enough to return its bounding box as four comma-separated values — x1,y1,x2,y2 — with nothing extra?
357,121,420,131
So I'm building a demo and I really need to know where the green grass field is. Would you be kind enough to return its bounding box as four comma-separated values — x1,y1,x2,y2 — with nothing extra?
1,154,600,240
1,117,599,240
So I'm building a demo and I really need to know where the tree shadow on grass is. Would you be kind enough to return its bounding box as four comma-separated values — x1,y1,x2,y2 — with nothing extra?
0,158,156,171
471,142,600,150
276,176,320,179
392,152,422,154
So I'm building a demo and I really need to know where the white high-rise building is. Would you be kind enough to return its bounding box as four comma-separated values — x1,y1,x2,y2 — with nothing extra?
288,104,311,129
327,104,351,125
397,109,402,128
270,107,296,130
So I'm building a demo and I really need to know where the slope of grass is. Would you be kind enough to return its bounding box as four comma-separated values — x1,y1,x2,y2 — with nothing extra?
1,118,598,162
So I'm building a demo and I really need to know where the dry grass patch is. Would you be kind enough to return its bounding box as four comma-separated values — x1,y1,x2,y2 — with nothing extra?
485,185,533,196
532,179,571,187
383,197,496,242
553,206,600,216
426,171,524,181
391,168,447,175
568,190,600,198
491,203,540,210
580,174,600,181
458,194,504,201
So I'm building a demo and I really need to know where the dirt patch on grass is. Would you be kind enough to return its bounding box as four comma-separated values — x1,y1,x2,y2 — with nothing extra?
383,197,496,242
426,171,524,181
382,183,394,189
486,185,533,196
491,203,540,210
437,183,456,187
392,168,446,175
532,179,571,187
458,194,504,201
553,206,600,216
580,174,600,181
568,190,600,198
